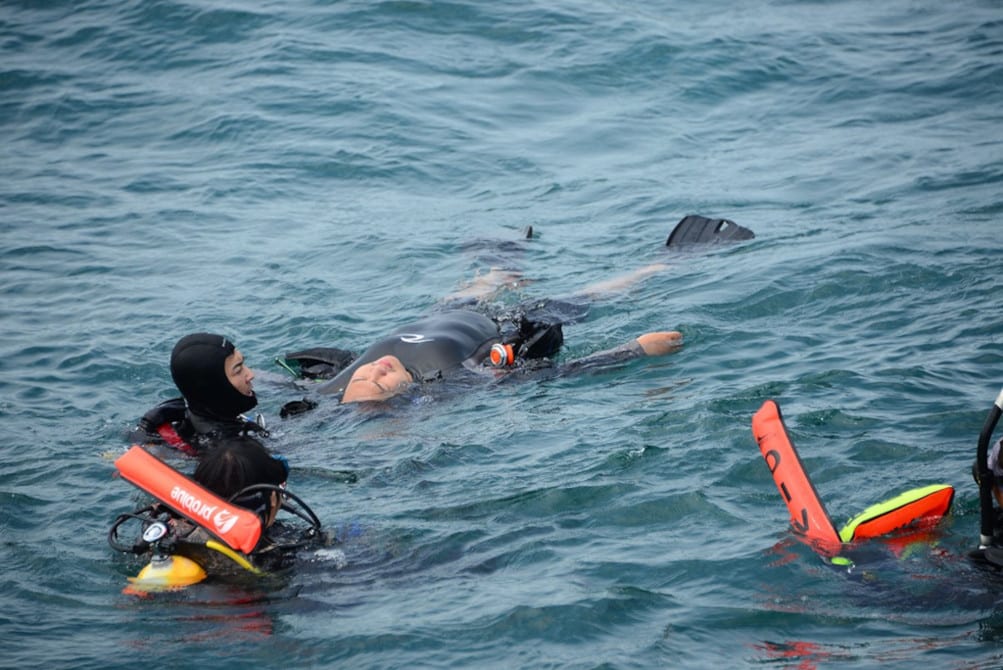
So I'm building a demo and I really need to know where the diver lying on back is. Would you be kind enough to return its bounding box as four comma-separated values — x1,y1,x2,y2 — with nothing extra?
280,214,753,407
109,437,325,587
277,262,681,409
308,305,681,404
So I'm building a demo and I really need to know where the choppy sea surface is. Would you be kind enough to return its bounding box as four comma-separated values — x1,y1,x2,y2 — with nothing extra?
2,1,1002,668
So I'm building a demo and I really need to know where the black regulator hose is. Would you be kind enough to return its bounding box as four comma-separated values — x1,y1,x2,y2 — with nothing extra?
977,388,1003,548
230,484,323,535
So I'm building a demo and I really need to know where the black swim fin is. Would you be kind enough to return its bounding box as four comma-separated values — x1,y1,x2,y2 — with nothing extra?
666,214,754,248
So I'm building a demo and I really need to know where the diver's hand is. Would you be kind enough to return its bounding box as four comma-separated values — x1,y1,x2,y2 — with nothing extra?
280,397,318,418
635,331,683,356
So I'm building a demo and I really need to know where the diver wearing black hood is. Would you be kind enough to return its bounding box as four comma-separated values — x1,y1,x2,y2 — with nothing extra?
134,333,267,455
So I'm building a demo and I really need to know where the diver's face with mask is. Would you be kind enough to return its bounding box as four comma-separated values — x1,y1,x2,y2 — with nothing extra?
224,349,255,398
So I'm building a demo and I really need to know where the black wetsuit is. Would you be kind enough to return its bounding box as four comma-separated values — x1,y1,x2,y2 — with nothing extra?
317,310,501,397
131,397,267,456
311,308,651,400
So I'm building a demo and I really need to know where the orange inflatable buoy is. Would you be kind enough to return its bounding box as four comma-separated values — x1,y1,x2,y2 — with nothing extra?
114,446,263,554
752,400,842,555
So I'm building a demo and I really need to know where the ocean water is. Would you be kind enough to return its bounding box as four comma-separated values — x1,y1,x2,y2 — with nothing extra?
2,0,1002,668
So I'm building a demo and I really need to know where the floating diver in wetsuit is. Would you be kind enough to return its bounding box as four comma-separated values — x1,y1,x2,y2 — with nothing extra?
280,255,685,407
279,213,755,407
311,307,683,404
132,333,267,456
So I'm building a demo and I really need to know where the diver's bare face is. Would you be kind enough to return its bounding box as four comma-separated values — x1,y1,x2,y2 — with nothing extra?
341,355,413,403
224,349,255,397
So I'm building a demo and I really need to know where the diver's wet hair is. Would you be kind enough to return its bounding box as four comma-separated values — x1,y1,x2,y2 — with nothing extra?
193,436,287,502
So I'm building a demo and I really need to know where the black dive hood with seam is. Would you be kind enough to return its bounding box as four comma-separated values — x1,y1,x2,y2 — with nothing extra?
170,333,257,420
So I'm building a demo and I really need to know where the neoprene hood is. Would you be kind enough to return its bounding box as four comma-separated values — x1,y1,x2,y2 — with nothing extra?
170,333,257,419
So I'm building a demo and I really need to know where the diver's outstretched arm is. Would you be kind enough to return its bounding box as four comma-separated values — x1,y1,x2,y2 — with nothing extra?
558,330,682,374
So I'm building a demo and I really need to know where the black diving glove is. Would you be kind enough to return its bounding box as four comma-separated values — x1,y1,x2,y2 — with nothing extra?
280,398,318,418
